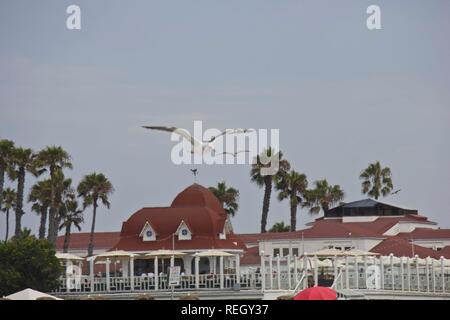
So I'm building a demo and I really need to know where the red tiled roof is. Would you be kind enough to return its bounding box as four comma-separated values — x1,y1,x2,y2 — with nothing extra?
55,232,120,251
241,246,260,266
440,246,450,257
112,184,246,251
237,215,435,244
397,228,450,240
370,236,444,259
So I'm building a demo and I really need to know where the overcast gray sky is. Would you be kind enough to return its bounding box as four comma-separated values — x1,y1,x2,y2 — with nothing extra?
1,0,449,239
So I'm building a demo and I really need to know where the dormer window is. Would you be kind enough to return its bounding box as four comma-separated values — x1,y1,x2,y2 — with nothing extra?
175,220,192,240
139,221,156,241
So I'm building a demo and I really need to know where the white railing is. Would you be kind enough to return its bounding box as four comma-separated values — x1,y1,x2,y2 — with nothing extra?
53,273,262,294
54,255,450,295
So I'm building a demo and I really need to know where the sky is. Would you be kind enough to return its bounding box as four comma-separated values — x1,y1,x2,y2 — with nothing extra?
1,0,449,240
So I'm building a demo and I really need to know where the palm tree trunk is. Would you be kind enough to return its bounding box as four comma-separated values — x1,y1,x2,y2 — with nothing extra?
52,208,61,243
87,200,98,256
290,201,297,232
260,177,272,233
14,168,25,237
47,207,56,243
63,225,71,253
48,166,57,245
5,208,9,241
38,207,47,239
0,165,5,212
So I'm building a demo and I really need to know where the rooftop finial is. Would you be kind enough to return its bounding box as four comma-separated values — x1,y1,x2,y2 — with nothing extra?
190,168,198,182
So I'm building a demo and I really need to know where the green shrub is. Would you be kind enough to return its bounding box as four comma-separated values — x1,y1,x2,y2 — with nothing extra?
0,234,62,296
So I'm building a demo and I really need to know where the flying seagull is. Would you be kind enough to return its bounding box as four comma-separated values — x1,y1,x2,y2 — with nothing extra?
142,126,254,154
190,168,198,177
391,189,401,195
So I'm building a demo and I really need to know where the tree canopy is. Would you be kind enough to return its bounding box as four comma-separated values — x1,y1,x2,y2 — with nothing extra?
0,230,62,296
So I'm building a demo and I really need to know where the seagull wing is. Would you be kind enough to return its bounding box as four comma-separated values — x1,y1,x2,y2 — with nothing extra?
207,128,254,143
142,126,203,148
207,129,232,143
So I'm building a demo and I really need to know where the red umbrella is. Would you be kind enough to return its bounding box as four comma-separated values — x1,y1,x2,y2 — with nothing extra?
293,287,337,300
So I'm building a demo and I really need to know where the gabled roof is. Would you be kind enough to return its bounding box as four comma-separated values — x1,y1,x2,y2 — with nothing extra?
139,221,157,237
175,220,193,235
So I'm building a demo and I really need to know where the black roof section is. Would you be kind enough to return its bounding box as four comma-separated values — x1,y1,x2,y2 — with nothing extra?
325,199,418,218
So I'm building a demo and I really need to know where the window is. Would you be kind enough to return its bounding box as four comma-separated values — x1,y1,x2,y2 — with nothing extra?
292,248,299,257
140,221,156,241
282,248,289,257
176,221,192,240
273,248,280,256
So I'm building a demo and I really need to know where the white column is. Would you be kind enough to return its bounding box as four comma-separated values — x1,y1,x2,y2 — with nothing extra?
303,254,308,288
363,255,368,289
122,259,129,277
106,258,111,292
390,254,394,290
269,255,273,289
400,257,404,291
380,256,385,290
182,255,191,275
276,254,281,289
170,255,175,268
294,255,298,285
130,257,134,290
208,257,215,274
287,255,292,290
314,255,319,287
89,258,95,293
154,256,159,291
195,256,200,289
441,257,445,293
235,254,240,284
415,255,420,291
345,255,349,289
432,258,436,293
334,255,338,285
354,256,359,289
219,256,224,289
260,254,266,291
426,257,430,292
406,257,411,291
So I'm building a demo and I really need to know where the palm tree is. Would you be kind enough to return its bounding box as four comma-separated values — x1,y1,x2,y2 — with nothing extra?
208,181,240,217
8,147,38,237
1,188,16,241
77,173,114,256
269,221,291,232
276,170,308,231
28,180,52,239
59,200,83,253
36,146,72,244
50,171,74,243
0,139,15,213
359,161,393,200
251,148,290,233
303,179,345,215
